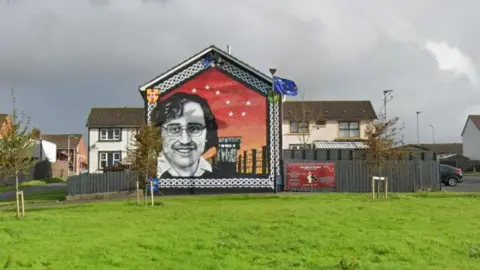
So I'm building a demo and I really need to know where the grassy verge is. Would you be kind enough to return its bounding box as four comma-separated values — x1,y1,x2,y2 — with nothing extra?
0,190,67,207
1,193,480,269
0,177,67,192
463,172,480,176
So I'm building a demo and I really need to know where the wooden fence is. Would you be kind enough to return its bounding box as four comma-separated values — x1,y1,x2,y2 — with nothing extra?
67,171,139,195
282,149,440,192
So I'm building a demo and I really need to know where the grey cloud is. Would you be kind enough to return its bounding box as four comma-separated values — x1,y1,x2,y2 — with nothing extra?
0,0,479,144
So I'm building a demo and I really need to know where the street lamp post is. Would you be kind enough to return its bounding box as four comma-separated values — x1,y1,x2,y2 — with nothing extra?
383,89,393,122
429,124,436,151
67,135,77,176
416,111,422,145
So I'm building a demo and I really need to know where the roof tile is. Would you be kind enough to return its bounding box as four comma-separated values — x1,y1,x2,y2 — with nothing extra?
282,100,377,121
86,107,144,127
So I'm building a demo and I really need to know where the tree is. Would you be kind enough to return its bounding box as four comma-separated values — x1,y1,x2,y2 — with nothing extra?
363,113,405,177
125,123,162,189
286,95,314,149
31,127,41,139
0,89,36,217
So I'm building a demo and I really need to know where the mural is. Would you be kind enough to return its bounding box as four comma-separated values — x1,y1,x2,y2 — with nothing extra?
150,68,268,179
141,48,281,189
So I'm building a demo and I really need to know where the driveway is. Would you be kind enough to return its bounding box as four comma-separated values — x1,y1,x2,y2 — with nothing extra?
442,176,480,192
0,183,67,200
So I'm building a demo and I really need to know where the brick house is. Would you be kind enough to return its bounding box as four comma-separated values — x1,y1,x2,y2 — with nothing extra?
40,134,88,174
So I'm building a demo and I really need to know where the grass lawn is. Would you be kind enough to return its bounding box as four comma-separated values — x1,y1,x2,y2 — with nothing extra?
1,193,480,269
0,177,67,192
0,190,67,207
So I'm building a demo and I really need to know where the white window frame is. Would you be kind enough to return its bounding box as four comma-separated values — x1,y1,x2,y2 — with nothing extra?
99,128,121,141
339,121,360,138
99,152,122,169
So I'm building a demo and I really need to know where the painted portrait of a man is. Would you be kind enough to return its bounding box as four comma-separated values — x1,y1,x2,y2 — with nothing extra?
151,92,220,178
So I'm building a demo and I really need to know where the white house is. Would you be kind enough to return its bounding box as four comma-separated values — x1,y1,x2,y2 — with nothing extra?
85,107,144,173
461,115,480,160
282,100,377,149
33,139,57,162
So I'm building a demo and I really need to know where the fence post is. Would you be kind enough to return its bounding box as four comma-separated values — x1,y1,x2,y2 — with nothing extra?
136,180,140,205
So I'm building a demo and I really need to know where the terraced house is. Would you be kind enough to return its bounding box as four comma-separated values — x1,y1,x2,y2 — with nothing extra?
85,107,144,173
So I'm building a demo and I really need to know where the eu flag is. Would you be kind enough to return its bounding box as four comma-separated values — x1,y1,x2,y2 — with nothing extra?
273,76,298,96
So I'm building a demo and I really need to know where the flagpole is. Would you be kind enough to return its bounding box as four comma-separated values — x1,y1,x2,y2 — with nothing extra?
269,68,278,194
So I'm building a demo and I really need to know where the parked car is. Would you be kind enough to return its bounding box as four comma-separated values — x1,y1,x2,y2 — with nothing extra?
439,164,463,186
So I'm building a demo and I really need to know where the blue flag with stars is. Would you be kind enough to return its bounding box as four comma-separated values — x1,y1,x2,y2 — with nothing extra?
273,76,298,96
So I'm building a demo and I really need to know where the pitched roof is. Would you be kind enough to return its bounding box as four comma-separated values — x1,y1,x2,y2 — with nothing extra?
397,143,463,154
139,45,271,91
419,143,463,154
461,115,480,136
86,107,144,127
282,100,377,121
41,134,83,149
313,141,368,149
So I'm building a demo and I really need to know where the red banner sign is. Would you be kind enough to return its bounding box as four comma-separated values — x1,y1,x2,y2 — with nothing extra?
286,163,336,189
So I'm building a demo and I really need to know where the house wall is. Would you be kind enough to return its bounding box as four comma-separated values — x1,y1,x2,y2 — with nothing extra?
88,127,138,173
75,137,88,172
282,119,371,149
33,139,57,162
462,118,480,159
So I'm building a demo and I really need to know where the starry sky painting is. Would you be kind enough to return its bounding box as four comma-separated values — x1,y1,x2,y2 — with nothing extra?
159,68,268,159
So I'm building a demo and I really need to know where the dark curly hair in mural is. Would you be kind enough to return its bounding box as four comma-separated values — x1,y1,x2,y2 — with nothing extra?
151,92,219,153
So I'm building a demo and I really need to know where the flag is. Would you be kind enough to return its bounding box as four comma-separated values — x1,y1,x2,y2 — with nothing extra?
273,76,298,96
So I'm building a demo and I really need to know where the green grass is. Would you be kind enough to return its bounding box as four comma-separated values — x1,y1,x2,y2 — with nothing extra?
1,193,480,269
0,190,67,207
0,177,67,192
463,172,480,176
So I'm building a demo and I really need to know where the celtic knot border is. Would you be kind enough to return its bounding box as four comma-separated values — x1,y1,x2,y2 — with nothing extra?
146,56,280,189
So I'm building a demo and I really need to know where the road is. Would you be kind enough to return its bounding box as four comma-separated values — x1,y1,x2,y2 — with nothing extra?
0,183,67,200
442,176,480,192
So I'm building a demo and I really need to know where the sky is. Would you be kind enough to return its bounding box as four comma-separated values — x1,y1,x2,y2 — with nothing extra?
1,0,479,145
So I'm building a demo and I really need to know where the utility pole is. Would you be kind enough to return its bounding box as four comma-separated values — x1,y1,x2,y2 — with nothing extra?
416,111,422,145
429,124,436,152
67,135,77,176
382,89,394,122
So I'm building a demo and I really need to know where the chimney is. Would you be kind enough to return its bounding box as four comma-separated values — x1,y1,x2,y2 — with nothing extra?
227,45,231,55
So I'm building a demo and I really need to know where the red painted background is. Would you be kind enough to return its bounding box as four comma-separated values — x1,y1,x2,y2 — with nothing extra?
286,163,336,189
159,68,267,159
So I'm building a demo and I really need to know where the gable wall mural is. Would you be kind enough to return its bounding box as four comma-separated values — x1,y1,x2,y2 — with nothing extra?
140,48,280,189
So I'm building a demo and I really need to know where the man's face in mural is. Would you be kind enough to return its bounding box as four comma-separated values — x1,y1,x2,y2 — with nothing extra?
161,102,207,168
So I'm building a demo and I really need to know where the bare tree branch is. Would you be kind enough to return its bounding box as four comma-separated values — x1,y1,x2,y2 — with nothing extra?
0,88,36,206
364,113,406,176
125,123,162,188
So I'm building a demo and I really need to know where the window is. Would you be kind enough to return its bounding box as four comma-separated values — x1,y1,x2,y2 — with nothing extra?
316,120,326,126
339,121,360,138
289,144,311,150
99,128,121,141
99,152,121,169
289,121,309,133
